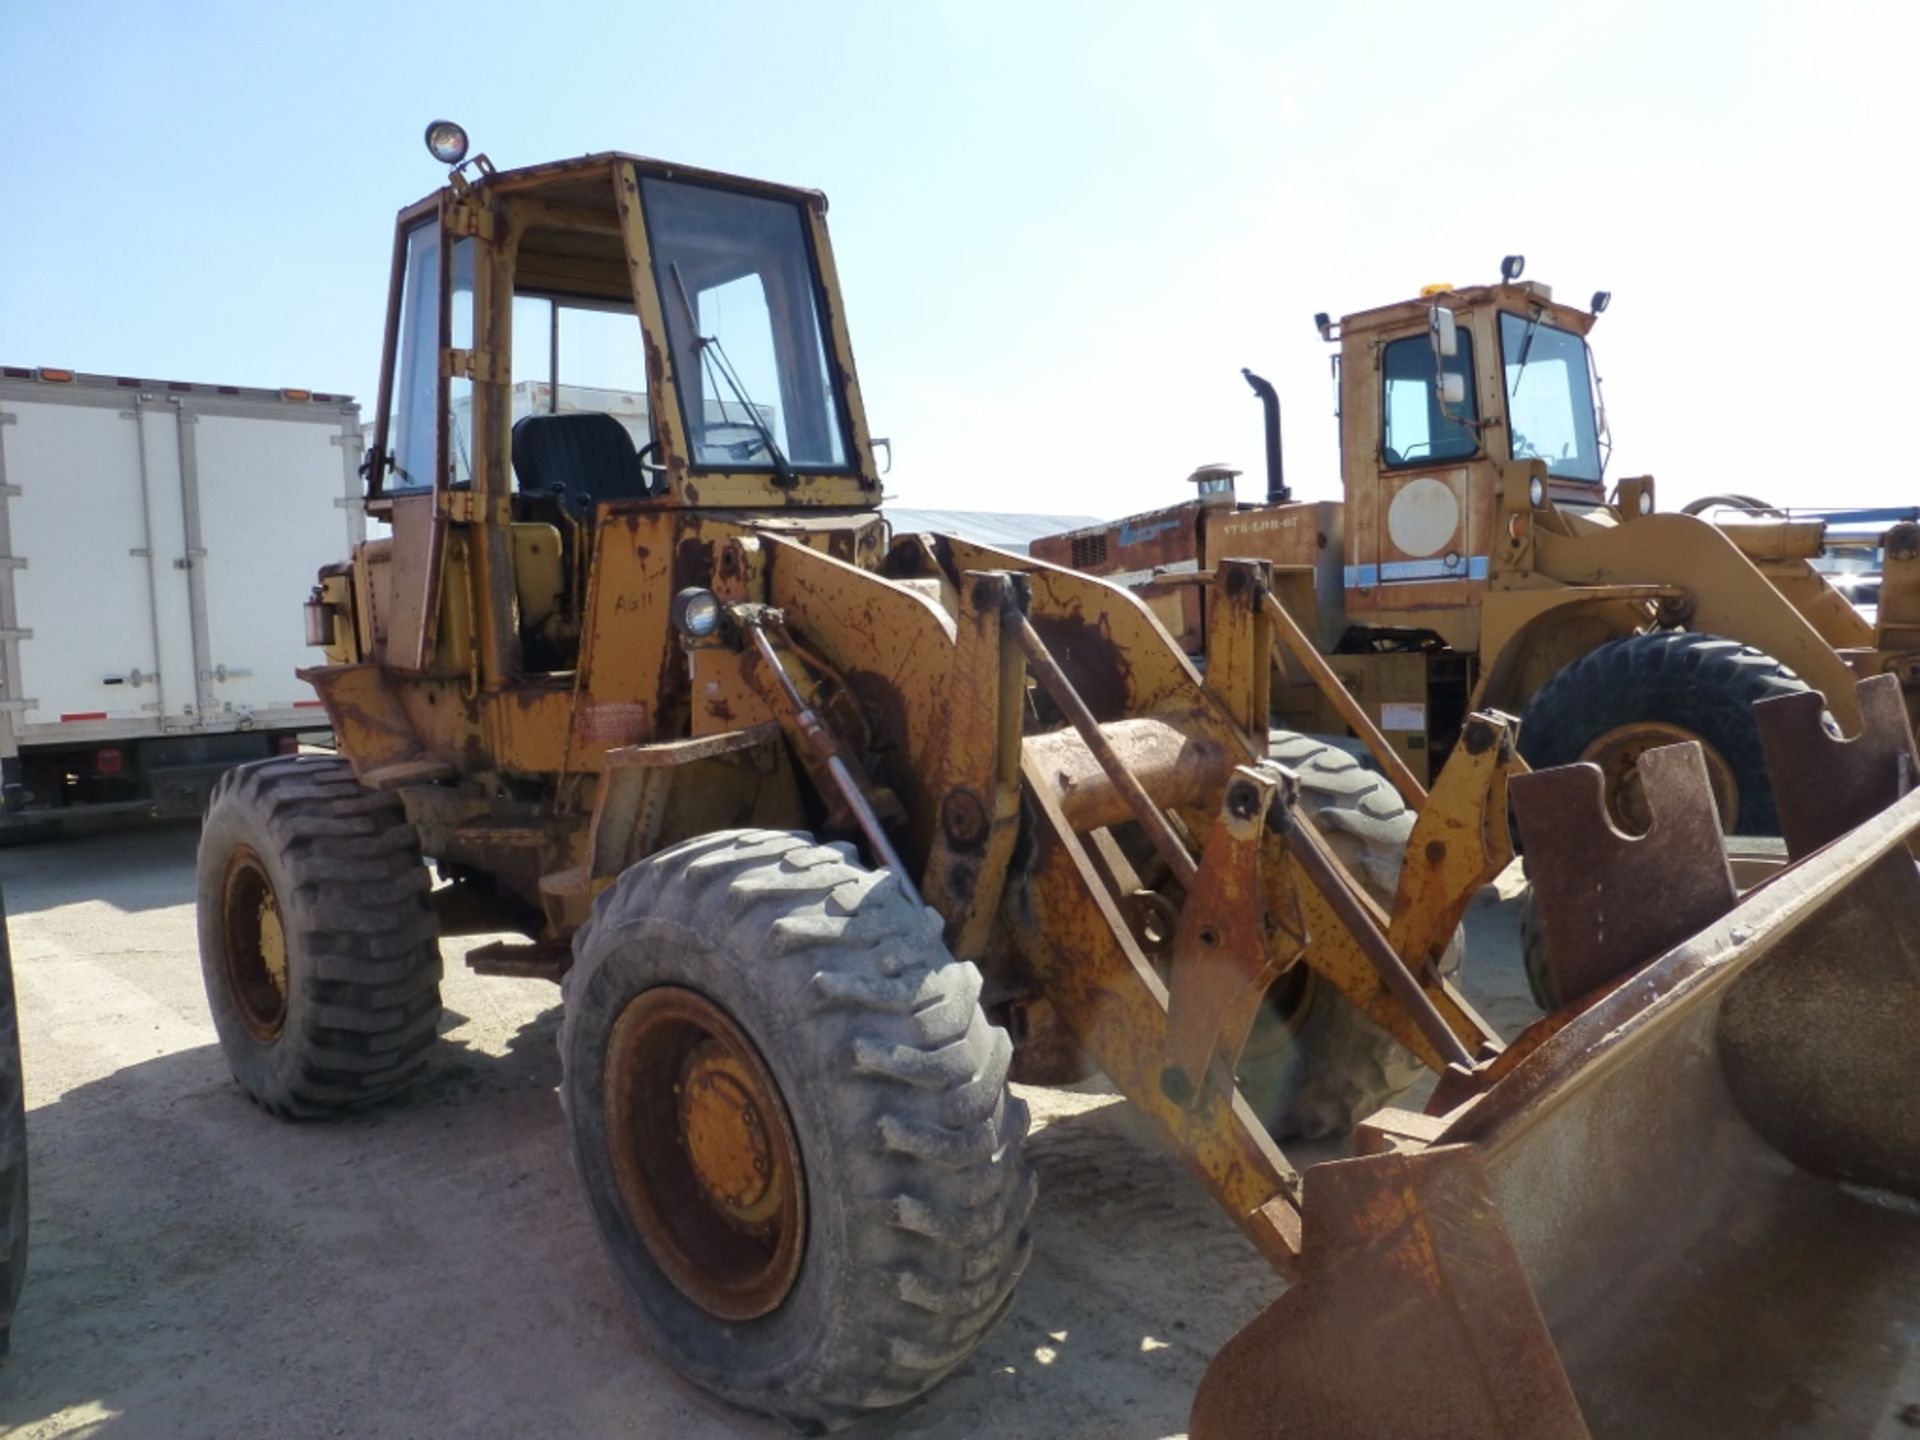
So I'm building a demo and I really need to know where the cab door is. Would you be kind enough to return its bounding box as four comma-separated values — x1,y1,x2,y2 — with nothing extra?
1346,326,1488,602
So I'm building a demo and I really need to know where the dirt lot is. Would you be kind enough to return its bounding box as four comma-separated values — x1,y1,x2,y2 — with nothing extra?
0,820,1536,1440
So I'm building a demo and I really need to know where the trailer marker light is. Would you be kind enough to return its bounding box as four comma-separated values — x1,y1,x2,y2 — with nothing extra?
116,376,141,387
293,699,326,709
37,368,74,383
60,711,107,722
281,388,311,402
94,747,125,776
3,367,31,379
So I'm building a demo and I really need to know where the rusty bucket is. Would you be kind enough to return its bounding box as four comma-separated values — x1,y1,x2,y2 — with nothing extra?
1192,681,1920,1440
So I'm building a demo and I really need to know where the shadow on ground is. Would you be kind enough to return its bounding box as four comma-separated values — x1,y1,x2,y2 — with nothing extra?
0,999,1283,1440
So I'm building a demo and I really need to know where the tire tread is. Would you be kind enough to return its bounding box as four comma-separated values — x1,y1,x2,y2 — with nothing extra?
561,830,1032,1431
198,756,441,1118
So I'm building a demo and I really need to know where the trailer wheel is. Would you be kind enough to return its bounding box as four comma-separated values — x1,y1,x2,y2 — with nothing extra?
561,830,1034,1432
1237,733,1463,1141
196,756,442,1118
1518,632,1807,836
0,893,26,1357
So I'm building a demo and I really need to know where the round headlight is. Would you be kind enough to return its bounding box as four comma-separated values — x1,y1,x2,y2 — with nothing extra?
1528,476,1546,509
672,587,721,640
1638,489,1654,516
424,119,470,167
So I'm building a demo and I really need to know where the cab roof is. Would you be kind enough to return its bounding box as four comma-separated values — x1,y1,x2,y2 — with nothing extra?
402,150,829,220
1339,280,1598,338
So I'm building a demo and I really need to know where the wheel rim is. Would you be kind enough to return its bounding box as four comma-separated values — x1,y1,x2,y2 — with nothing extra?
603,986,806,1322
1579,721,1740,834
1261,963,1316,1036
220,848,289,1042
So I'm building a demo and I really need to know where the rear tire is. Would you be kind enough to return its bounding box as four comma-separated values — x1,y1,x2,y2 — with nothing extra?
1518,632,1807,836
196,756,442,1118
1236,734,1464,1141
561,830,1034,1432
0,892,26,1358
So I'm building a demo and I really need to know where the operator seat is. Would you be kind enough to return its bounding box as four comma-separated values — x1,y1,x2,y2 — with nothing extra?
510,412,654,517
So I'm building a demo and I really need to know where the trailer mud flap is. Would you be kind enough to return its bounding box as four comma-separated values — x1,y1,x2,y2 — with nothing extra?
1193,731,1920,1439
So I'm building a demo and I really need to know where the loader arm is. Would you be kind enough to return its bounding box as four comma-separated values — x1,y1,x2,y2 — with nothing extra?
732,532,1513,1271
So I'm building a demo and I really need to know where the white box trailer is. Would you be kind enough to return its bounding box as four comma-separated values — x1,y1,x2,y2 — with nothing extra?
0,366,364,827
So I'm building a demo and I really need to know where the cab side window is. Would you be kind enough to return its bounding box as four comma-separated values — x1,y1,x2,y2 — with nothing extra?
1382,332,1478,467
387,219,442,493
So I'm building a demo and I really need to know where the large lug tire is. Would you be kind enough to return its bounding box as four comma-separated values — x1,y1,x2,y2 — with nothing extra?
1517,631,1808,836
560,830,1034,1432
1,893,25,1357
1519,887,1558,1012
1236,732,1465,1142
195,756,443,1119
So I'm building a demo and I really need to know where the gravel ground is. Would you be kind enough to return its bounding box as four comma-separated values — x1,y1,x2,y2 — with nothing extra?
0,820,1535,1440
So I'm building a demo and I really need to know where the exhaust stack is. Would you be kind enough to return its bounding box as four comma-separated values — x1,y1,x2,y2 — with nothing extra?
1242,368,1289,505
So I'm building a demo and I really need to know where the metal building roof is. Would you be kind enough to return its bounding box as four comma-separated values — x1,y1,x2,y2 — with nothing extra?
881,507,1099,555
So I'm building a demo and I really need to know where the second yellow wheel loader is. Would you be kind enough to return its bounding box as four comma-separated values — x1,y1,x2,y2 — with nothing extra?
1034,264,1920,847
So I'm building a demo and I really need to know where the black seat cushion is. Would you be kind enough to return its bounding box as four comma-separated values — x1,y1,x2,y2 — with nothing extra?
510,413,651,514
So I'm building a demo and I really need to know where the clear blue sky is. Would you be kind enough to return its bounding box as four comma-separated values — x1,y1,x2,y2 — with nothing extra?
2,0,1910,517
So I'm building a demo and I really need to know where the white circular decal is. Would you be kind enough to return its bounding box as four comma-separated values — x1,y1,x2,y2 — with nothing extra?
1387,479,1460,558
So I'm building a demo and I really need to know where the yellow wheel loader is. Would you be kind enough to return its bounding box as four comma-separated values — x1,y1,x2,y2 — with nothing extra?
1034,262,1920,845
194,127,1920,1436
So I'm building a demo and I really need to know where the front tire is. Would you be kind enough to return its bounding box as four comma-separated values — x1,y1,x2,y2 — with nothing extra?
1519,887,1557,1011
196,756,442,1118
1236,734,1465,1141
561,830,1034,1432
1517,632,1807,835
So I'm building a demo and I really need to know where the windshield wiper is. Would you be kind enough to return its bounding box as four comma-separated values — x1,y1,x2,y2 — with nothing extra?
1509,310,1543,396
670,263,797,488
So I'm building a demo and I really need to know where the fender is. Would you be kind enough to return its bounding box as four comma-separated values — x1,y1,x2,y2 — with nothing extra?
1534,514,1864,733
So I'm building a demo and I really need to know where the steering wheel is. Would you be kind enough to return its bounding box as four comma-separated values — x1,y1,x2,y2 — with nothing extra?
635,440,668,478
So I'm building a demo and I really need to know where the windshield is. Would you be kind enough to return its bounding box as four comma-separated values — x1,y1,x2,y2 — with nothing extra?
642,177,850,471
1500,312,1601,482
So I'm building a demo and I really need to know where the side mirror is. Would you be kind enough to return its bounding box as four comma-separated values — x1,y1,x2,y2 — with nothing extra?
869,436,893,475
1438,372,1467,408
1429,307,1459,359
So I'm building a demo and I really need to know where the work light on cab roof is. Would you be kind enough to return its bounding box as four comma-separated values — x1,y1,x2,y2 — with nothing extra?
423,119,469,167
